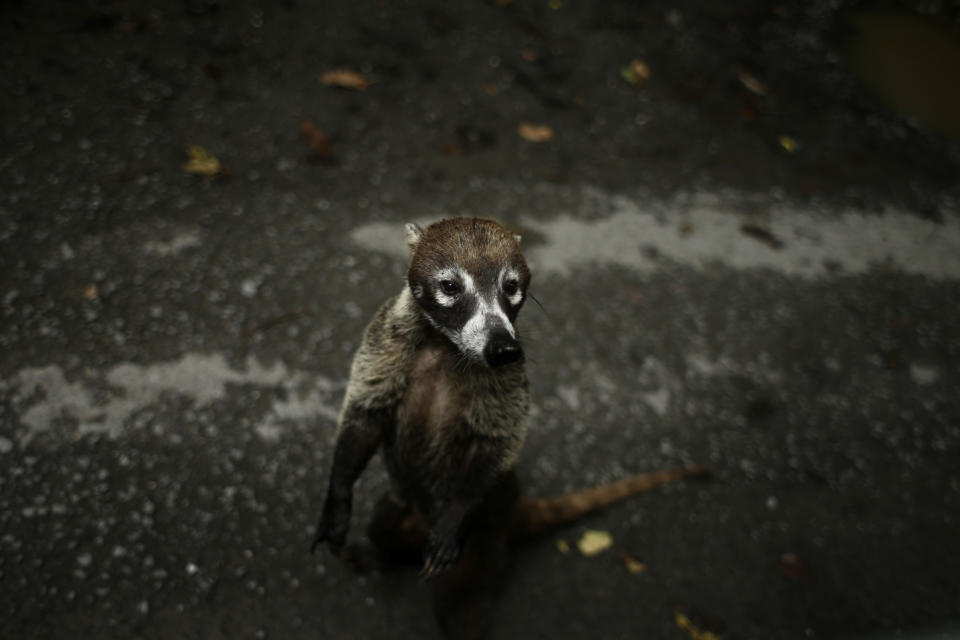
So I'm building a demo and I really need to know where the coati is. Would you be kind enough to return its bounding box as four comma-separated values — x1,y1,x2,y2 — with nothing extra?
311,217,708,637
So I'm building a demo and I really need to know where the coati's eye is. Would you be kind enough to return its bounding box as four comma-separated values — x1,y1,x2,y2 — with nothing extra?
503,279,519,297
439,279,462,296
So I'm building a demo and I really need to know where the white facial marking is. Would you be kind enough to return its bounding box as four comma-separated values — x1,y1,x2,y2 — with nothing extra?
459,284,516,359
426,267,518,362
460,270,476,295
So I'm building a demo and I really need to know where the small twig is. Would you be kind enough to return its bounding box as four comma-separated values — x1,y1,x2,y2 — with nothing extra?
243,308,313,338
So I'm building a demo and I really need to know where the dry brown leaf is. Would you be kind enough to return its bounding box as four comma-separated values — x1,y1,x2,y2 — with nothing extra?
577,530,613,556
778,552,811,580
299,120,334,158
436,140,462,156
620,552,646,574
740,94,759,121
518,121,555,142
675,611,722,640
738,71,767,96
319,69,370,91
621,59,651,87
555,539,570,554
81,284,99,301
182,145,221,176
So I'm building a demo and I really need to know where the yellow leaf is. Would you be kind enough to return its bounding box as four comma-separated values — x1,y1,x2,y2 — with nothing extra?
621,551,646,574
319,69,370,91
577,530,613,556
182,145,221,176
518,121,555,142
778,135,798,152
675,611,722,640
621,59,651,86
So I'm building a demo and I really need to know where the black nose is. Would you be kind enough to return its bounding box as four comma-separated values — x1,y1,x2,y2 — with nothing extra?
484,329,523,367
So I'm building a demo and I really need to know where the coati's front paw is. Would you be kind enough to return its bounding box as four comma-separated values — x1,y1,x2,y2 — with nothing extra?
310,519,346,555
420,532,460,579
310,499,351,555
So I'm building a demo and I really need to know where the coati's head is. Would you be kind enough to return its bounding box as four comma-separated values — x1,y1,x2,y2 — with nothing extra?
405,217,531,368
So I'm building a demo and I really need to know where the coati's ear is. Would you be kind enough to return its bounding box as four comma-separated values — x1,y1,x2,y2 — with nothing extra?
405,222,424,253
514,234,522,245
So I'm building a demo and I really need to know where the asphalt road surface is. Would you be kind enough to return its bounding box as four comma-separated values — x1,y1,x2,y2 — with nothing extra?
2,1,959,639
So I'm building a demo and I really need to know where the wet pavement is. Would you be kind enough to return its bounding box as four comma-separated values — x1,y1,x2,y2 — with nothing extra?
2,1,960,639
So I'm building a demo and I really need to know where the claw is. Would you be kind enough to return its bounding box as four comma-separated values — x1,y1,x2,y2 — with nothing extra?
420,556,443,581
420,543,457,580
419,558,434,581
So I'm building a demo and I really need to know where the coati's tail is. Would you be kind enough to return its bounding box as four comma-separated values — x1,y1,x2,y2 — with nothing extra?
510,465,710,539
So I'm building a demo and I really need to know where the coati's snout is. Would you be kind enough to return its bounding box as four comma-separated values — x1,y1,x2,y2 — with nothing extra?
484,327,523,367
404,218,531,367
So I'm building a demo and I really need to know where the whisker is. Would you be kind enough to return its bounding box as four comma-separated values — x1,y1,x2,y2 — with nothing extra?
528,291,550,320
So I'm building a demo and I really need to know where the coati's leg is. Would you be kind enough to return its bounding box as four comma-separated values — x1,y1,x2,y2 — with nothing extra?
311,404,392,555
432,473,519,640
343,494,430,571
421,439,515,578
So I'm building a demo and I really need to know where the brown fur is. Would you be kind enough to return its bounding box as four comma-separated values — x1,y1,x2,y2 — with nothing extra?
407,218,530,294
312,217,708,639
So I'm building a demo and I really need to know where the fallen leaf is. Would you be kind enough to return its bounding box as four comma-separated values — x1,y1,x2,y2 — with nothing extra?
319,69,370,91
577,530,613,556
621,552,646,574
436,140,462,156
81,284,99,301
482,82,500,96
203,61,223,82
182,145,221,176
299,120,334,158
518,121,555,142
675,611,722,640
778,135,798,152
621,59,651,87
740,94,759,121
738,71,767,96
679,220,694,235
556,539,570,554
778,552,811,579
521,49,538,62
244,308,312,339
